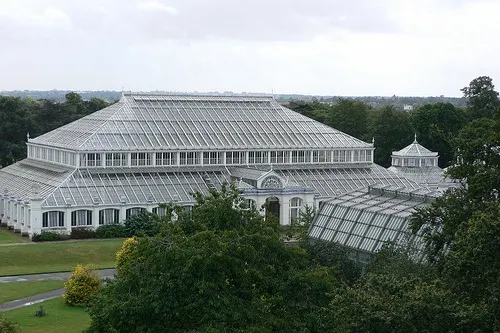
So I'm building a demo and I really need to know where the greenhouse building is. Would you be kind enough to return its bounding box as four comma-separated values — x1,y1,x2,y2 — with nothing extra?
0,93,422,238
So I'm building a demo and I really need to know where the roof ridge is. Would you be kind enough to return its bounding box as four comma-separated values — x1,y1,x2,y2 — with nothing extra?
75,99,126,149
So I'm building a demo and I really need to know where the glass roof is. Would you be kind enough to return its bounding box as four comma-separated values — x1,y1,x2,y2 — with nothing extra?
41,168,232,208
309,186,437,257
29,94,372,151
392,137,437,157
276,164,422,197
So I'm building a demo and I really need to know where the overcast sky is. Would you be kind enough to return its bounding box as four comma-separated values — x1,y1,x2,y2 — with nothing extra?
0,0,499,96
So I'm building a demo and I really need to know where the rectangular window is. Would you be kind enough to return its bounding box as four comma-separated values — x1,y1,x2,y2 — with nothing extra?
47,149,54,162
82,153,101,167
366,150,372,162
156,152,176,166
249,151,269,164
270,151,289,164
333,150,353,163
106,153,127,167
353,150,367,162
312,150,331,163
202,152,223,165
41,148,47,160
54,150,61,163
225,151,246,165
180,152,200,165
131,152,152,166
292,150,310,163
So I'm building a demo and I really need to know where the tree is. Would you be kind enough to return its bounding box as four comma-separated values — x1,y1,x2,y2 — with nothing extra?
0,315,21,333
368,106,414,167
440,201,500,331
328,98,371,140
410,103,467,167
86,187,350,332
64,264,102,307
461,76,500,119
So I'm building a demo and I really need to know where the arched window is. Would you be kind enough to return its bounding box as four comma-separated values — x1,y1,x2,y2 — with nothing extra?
99,209,120,225
289,197,303,222
242,199,256,210
126,207,146,219
71,210,92,227
42,211,65,228
152,206,167,217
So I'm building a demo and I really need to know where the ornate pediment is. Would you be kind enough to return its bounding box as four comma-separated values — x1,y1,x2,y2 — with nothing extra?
261,176,283,189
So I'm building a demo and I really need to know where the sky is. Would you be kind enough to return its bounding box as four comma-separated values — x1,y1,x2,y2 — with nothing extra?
0,0,499,96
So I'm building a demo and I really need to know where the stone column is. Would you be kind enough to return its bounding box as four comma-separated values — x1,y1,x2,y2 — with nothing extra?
280,195,291,226
29,198,43,238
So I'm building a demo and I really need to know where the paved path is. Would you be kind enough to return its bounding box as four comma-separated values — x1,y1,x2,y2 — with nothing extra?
0,269,116,312
0,289,65,312
0,268,116,283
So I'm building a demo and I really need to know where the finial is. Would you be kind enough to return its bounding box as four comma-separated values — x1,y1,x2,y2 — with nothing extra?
26,132,30,141
413,133,417,143
372,137,375,145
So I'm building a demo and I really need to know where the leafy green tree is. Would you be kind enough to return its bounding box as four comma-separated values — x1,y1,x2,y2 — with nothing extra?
86,187,349,333
461,76,500,119
410,103,467,167
368,106,414,167
328,98,371,140
440,201,500,331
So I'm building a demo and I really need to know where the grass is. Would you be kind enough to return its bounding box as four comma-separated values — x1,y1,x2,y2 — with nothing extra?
0,228,25,244
0,238,124,276
3,298,90,333
0,280,65,303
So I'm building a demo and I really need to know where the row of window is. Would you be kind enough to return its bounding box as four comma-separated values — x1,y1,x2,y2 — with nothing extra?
41,207,173,228
392,157,437,167
78,149,373,167
28,145,77,166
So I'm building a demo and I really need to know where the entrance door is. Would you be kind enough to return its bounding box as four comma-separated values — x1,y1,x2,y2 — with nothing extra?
265,197,280,220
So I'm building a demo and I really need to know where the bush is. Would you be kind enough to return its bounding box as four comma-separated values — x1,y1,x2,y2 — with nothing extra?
64,264,101,307
32,231,62,242
0,315,21,333
70,228,96,240
95,224,127,239
123,211,162,237
34,305,47,317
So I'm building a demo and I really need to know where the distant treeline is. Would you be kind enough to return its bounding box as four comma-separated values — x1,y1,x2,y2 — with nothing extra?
0,76,498,168
1,90,465,109
0,93,111,166
287,76,499,168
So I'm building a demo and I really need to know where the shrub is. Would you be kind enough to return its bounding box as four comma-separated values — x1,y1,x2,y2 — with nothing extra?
123,211,162,237
95,224,127,239
116,237,138,274
63,264,101,307
32,231,62,242
34,305,47,317
0,315,21,333
70,228,96,240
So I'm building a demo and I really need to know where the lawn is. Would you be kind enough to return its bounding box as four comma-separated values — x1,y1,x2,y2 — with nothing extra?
0,228,25,244
0,239,124,276
3,298,90,333
0,280,65,303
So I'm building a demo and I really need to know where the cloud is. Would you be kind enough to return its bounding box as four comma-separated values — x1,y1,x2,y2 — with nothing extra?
0,0,499,96
137,0,178,15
